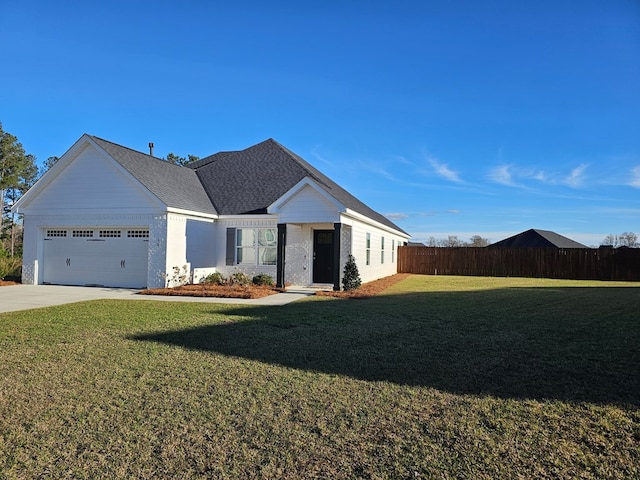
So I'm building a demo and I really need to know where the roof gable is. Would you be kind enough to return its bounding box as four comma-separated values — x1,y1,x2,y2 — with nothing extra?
269,177,345,213
12,136,164,213
268,178,345,224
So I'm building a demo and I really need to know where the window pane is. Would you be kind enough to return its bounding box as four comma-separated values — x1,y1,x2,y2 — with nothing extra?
237,246,255,264
259,246,277,265
237,229,255,247
258,228,277,246
317,232,332,244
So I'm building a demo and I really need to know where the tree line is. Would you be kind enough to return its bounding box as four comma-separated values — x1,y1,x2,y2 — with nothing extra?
0,123,38,258
602,232,638,248
423,235,491,247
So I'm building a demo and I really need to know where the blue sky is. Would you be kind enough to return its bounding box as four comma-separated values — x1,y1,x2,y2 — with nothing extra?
1,0,638,246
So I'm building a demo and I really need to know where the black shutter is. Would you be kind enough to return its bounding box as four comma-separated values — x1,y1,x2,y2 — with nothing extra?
226,228,236,265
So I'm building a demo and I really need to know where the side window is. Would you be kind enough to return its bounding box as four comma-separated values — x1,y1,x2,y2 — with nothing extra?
366,232,371,266
391,239,395,263
381,236,385,264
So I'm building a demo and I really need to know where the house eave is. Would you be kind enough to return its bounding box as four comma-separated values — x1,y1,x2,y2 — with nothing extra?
343,208,411,239
217,213,278,221
166,207,218,219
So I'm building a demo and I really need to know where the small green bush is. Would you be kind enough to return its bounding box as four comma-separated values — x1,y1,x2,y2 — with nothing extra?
201,272,226,285
230,271,251,286
252,273,274,286
342,254,362,291
0,256,22,280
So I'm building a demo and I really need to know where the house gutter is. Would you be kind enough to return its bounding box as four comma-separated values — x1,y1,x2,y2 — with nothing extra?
166,207,218,220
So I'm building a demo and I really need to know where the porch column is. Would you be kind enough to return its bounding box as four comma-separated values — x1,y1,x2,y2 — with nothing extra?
333,223,341,291
276,223,287,288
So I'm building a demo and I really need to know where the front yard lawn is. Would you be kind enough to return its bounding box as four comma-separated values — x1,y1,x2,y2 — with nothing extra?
0,275,638,478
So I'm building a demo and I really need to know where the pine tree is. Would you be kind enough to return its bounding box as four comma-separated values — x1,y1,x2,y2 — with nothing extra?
342,254,362,291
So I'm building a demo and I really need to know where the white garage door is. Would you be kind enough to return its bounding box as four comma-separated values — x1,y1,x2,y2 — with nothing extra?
42,228,149,288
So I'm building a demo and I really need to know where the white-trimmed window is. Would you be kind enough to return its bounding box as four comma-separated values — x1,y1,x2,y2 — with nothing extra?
366,232,371,265
73,230,93,237
381,237,385,264
236,228,277,265
391,239,395,263
47,230,67,237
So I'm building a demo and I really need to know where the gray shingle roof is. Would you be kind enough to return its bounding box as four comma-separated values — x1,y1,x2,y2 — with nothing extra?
88,135,406,234
189,138,407,234
90,136,217,215
489,229,588,248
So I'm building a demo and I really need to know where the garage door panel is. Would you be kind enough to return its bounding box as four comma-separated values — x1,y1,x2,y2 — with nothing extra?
42,230,148,288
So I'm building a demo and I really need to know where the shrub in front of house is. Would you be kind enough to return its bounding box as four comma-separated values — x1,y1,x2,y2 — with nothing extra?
201,272,226,285
252,273,274,287
230,271,251,286
163,265,189,287
342,254,362,291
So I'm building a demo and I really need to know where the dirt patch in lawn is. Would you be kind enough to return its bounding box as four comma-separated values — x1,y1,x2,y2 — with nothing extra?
315,273,411,299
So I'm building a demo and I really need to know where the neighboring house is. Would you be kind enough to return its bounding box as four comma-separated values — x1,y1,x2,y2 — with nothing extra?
12,135,410,289
488,229,588,249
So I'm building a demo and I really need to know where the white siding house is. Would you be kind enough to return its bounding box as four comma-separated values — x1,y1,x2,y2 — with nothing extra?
13,135,410,289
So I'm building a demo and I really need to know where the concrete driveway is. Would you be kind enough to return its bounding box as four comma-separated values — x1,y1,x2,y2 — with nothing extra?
0,284,314,314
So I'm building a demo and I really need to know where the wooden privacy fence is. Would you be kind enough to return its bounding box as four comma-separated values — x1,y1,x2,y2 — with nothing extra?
397,246,640,281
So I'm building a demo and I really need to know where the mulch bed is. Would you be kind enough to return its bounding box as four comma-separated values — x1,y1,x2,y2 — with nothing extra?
315,273,411,299
0,280,19,287
139,283,280,299
138,274,411,300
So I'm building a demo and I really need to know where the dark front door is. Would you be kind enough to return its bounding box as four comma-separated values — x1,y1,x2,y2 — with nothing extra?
313,230,334,283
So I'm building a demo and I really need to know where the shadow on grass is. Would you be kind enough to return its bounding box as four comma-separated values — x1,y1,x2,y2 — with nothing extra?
130,286,640,405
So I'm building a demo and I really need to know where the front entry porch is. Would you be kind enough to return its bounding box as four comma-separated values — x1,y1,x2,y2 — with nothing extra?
276,222,345,291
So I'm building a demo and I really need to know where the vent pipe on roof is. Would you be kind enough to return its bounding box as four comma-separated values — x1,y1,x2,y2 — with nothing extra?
148,142,154,156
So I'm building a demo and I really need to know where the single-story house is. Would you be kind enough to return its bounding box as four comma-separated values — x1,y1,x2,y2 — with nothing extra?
12,135,410,289
488,229,588,249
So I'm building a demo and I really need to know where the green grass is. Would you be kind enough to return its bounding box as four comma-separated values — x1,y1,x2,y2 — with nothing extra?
0,275,638,479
